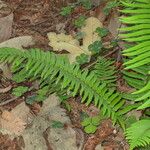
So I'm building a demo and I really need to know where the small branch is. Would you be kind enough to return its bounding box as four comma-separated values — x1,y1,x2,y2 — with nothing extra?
0,85,12,93
0,97,18,106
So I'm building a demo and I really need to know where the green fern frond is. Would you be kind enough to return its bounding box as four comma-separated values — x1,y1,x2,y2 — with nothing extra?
122,65,149,90
121,0,150,106
121,0,150,70
0,47,134,129
125,119,150,150
121,1,150,148
137,99,150,110
93,57,117,87
122,62,150,89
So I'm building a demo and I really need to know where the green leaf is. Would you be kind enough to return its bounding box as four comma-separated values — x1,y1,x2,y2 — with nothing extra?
0,47,127,129
36,95,47,102
63,101,72,112
80,112,89,121
26,95,37,105
137,99,150,110
74,16,86,28
81,117,91,126
76,53,89,64
12,86,29,97
103,1,119,15
78,0,92,10
59,95,70,102
75,32,85,40
111,39,119,47
51,121,64,128
91,116,101,126
125,119,150,150
95,27,109,37
12,73,26,83
84,124,97,134
60,6,73,16
36,86,49,102
125,115,137,128
88,41,102,54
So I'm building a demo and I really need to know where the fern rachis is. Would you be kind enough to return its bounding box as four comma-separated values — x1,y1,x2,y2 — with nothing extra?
0,47,135,128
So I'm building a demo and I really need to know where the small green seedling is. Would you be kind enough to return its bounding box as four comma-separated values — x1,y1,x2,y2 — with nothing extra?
51,120,64,128
81,116,101,134
36,86,49,102
76,53,89,65
125,115,137,128
75,32,85,40
60,6,73,16
103,1,119,15
59,95,72,112
78,0,92,10
12,86,29,97
111,39,118,47
26,95,37,105
74,16,86,28
95,27,109,38
88,41,102,54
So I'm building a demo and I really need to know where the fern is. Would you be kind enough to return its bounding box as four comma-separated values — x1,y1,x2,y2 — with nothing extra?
122,65,149,90
0,47,137,129
120,0,150,69
133,82,150,110
121,0,150,149
120,0,150,105
93,57,117,87
125,119,150,150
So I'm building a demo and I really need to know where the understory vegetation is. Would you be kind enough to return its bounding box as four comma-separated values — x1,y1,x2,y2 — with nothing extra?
0,0,149,150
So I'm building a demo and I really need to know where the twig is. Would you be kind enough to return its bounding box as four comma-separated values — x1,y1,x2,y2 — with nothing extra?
0,85,12,93
0,97,18,106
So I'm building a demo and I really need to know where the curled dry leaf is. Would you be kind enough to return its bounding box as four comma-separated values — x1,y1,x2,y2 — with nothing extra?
47,17,102,62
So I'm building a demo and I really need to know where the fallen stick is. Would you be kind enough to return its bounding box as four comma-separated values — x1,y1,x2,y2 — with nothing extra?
0,97,18,106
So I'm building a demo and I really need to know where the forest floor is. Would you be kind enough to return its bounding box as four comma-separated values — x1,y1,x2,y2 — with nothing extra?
0,0,131,150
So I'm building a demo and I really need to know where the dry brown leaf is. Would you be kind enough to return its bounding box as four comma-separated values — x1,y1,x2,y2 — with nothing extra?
108,11,121,38
81,17,103,53
0,102,31,136
0,36,35,50
47,17,102,62
0,110,26,136
0,13,13,43
47,32,84,62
